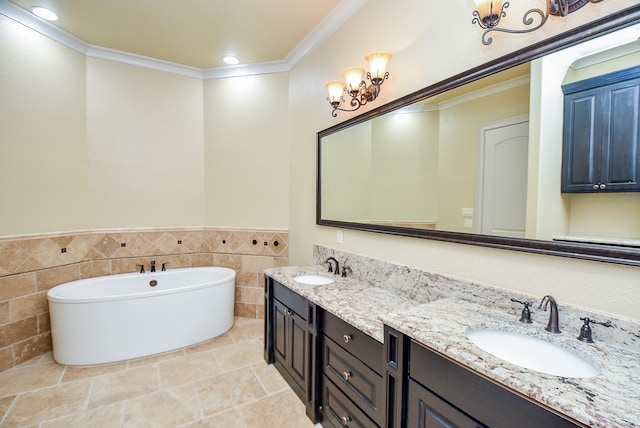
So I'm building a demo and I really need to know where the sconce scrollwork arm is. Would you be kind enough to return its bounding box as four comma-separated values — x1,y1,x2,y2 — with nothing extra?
328,72,389,117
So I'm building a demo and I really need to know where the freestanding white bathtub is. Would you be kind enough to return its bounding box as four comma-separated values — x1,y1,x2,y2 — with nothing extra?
47,267,235,366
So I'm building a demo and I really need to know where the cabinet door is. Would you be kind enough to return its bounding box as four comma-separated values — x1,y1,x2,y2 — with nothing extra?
561,88,604,193
407,379,482,428
600,79,640,191
273,299,308,390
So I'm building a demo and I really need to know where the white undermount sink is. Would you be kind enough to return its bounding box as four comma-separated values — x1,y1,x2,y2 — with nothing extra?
293,274,336,285
467,329,600,378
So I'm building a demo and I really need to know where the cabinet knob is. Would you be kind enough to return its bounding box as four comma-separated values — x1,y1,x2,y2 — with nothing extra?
341,415,351,425
285,309,292,316
593,184,599,190
599,183,606,189
343,334,352,344
342,371,351,381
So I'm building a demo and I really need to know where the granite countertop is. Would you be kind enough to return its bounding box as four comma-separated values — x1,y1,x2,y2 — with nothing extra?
264,266,640,428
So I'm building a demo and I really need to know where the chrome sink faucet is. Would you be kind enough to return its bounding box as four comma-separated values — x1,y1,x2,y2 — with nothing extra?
324,257,340,275
539,295,561,333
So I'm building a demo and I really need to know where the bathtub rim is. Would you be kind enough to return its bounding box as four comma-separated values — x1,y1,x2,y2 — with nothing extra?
47,266,236,304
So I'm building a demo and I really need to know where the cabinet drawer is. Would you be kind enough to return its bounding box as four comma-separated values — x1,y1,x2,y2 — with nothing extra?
322,311,383,374
323,335,384,425
321,375,378,428
273,280,308,320
408,379,483,428
409,340,580,428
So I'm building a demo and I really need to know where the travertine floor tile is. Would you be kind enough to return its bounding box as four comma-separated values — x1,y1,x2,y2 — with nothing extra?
251,361,289,394
239,389,315,428
0,361,64,397
196,367,266,416
213,339,263,372
62,361,127,383
228,319,263,342
184,332,235,354
124,385,200,427
184,409,246,428
89,365,160,408
40,403,124,428
0,317,316,428
3,380,90,426
127,348,185,369
159,351,221,388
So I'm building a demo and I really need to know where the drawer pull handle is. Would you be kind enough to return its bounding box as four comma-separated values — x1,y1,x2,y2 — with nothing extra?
341,415,351,425
342,371,351,381
343,334,352,344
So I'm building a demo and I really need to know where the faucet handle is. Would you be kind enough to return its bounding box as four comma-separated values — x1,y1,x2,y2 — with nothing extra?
161,262,169,271
510,298,532,324
135,264,145,274
577,317,612,343
341,266,352,278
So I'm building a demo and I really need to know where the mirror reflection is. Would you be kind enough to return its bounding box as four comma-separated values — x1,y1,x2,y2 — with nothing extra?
320,24,640,248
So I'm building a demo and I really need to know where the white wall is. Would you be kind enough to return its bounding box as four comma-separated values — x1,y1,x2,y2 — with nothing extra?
0,15,89,235
203,73,289,229
287,0,640,319
87,58,205,229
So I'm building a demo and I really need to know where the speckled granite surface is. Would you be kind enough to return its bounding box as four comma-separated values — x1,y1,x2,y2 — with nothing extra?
264,246,640,428
382,299,640,428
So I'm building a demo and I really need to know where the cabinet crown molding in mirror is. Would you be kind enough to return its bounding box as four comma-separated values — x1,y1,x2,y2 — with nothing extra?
317,6,640,267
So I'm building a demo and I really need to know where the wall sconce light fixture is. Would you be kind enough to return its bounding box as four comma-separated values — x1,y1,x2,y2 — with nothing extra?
326,52,392,117
472,0,605,45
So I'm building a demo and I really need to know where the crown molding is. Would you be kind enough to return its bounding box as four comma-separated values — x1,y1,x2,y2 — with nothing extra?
0,0,366,80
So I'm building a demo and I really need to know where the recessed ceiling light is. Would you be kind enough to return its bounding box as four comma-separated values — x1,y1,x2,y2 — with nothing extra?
222,56,240,65
31,6,58,21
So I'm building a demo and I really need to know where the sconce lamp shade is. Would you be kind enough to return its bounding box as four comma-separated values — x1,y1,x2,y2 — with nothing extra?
342,67,366,95
365,52,392,81
326,80,346,106
473,0,504,27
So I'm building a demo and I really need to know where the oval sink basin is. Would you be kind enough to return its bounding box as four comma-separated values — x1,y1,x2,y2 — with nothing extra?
293,275,336,285
467,329,600,378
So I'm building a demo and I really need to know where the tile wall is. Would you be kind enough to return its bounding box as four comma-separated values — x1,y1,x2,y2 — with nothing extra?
0,228,288,372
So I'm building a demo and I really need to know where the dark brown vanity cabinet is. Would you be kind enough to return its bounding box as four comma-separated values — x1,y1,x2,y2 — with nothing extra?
264,276,320,421
405,340,581,428
320,311,385,428
561,66,640,193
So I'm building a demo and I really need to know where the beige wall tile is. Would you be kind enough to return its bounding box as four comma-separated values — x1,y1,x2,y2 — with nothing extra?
0,272,36,301
235,303,257,319
10,292,48,322
37,312,51,334
242,255,274,273
212,254,242,271
13,332,52,365
36,265,81,292
236,286,263,305
236,272,261,287
191,253,214,267
0,317,37,348
0,301,9,325
0,346,13,372
81,259,112,278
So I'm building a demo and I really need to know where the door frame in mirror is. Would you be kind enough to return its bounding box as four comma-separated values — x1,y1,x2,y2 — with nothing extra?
316,5,640,267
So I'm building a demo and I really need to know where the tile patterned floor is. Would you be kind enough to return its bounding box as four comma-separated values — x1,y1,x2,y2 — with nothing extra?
0,317,317,427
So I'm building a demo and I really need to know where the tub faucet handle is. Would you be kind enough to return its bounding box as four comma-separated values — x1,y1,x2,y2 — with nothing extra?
136,264,145,274
161,262,169,271
150,260,156,273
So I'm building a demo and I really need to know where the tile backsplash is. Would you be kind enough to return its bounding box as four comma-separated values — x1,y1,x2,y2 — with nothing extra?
313,245,640,353
0,228,288,372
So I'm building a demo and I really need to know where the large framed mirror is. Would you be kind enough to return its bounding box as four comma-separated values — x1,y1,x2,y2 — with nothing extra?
317,6,640,267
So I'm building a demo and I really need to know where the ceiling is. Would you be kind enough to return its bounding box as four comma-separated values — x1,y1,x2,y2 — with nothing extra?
6,0,351,69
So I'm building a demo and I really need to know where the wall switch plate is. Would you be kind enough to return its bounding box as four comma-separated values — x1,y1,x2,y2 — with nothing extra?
337,230,343,244
462,207,474,217
464,218,473,229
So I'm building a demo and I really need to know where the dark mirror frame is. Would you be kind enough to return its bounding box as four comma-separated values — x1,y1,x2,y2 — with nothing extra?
317,5,640,267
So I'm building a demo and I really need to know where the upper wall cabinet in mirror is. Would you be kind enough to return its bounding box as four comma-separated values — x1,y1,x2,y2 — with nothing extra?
317,6,640,267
